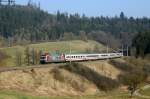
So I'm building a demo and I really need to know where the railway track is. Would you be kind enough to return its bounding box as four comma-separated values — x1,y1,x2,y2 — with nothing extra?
0,57,121,73
0,63,65,73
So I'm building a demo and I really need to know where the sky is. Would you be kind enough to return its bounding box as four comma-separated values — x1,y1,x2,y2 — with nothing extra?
15,0,150,18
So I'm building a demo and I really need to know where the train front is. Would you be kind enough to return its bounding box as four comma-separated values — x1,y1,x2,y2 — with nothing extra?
40,53,49,64
40,53,65,64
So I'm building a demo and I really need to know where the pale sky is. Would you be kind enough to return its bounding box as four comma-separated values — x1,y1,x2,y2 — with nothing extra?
15,0,150,17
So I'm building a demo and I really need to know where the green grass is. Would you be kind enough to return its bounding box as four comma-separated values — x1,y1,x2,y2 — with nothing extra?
0,90,49,99
0,89,146,99
139,88,150,97
0,40,105,67
0,90,95,99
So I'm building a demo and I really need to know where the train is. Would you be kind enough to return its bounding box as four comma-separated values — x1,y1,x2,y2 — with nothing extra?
40,52,123,64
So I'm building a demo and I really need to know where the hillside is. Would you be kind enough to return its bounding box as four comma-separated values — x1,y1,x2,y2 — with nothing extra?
0,47,149,99
0,40,122,97
0,60,121,97
0,40,106,66
0,59,149,99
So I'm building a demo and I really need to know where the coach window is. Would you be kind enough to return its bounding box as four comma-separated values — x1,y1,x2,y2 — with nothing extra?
67,56,70,58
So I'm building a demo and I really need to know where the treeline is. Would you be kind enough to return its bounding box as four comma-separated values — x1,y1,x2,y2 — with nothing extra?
0,4,150,53
0,4,50,44
132,30,150,58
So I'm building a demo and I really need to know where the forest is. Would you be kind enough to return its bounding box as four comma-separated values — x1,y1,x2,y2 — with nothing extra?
0,4,150,57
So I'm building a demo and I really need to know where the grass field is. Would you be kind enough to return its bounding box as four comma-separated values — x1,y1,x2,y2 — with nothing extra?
0,90,48,99
0,40,106,67
139,87,150,97
0,90,146,99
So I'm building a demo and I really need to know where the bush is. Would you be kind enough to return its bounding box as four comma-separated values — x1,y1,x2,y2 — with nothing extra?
143,64,150,76
61,63,119,91
118,69,147,97
50,68,65,82
109,59,134,72
51,65,87,92
0,51,9,66
71,80,85,92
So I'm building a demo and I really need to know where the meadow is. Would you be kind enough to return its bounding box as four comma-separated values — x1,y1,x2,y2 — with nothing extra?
0,40,106,66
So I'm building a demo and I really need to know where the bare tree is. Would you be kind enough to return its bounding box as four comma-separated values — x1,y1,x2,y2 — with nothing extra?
0,51,9,66
24,46,30,66
79,31,88,42
15,50,22,66
119,69,147,98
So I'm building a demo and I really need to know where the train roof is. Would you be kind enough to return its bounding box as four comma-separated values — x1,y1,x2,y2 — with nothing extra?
42,52,122,56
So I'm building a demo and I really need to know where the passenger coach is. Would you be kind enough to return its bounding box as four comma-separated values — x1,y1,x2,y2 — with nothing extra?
40,52,123,64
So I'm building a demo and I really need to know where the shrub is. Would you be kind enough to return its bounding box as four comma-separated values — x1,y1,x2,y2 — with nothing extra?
50,68,65,82
61,62,119,91
143,64,150,76
109,59,134,72
71,80,85,92
118,69,147,97
0,50,9,66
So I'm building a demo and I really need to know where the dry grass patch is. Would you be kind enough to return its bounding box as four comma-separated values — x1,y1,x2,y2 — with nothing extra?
0,65,98,96
81,60,121,79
